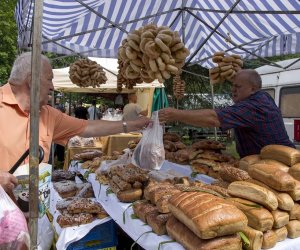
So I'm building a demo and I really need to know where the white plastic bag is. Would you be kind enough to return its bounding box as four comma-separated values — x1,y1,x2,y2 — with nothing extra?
132,111,165,170
0,185,29,250
99,148,132,174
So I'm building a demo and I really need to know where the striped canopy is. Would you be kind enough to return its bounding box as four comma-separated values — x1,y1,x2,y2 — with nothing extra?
16,0,300,68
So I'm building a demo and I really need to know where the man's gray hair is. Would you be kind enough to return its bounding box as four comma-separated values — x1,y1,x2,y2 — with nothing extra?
9,52,50,85
241,69,262,89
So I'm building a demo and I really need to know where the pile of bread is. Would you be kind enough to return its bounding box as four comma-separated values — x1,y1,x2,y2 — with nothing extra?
81,151,121,173
118,24,189,83
132,177,247,249
173,73,186,100
164,133,238,179
209,51,243,84
107,163,149,202
68,136,96,147
52,170,108,228
56,197,108,228
69,58,107,87
221,144,300,249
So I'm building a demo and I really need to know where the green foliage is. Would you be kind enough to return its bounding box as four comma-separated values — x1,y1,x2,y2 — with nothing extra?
0,0,18,85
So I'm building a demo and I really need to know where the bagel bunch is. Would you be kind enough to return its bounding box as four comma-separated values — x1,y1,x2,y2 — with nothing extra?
69,58,107,87
118,24,190,83
173,73,186,100
209,52,243,84
116,59,143,92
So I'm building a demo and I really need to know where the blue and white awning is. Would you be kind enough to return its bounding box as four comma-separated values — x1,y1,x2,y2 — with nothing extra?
16,0,300,68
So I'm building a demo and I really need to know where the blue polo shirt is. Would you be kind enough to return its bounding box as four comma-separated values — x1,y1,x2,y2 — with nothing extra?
215,91,295,157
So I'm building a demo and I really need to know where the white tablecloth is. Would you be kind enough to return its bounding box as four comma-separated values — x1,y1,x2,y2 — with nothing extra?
74,161,300,250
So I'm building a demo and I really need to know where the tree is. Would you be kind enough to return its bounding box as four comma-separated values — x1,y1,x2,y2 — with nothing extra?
0,0,18,85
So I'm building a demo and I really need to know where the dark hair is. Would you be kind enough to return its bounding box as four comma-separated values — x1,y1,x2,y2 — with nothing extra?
91,100,96,105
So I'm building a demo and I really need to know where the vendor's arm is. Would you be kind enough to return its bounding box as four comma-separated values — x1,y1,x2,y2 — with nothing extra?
0,171,18,192
80,116,150,137
159,107,220,127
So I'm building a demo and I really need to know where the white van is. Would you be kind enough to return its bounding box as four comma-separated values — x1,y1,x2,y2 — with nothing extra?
256,58,300,145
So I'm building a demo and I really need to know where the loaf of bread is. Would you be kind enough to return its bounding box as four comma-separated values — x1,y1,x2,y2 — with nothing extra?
271,210,289,228
247,179,294,211
239,155,260,172
67,199,103,214
168,192,248,239
288,179,300,201
273,226,288,242
286,220,300,238
262,230,277,249
156,194,175,213
260,145,300,166
241,226,263,250
288,203,300,220
133,201,158,223
228,181,278,211
144,182,173,200
255,159,289,172
166,215,242,250
149,187,180,204
289,163,300,181
146,213,172,235
53,180,77,198
219,166,251,183
228,197,273,232
117,188,143,203
248,164,296,191
57,212,94,228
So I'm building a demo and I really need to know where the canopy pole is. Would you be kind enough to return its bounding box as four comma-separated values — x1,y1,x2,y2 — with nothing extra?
29,0,44,249
181,0,187,44
210,84,217,141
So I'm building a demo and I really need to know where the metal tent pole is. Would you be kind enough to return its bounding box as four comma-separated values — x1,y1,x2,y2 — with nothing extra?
210,83,217,141
29,0,44,249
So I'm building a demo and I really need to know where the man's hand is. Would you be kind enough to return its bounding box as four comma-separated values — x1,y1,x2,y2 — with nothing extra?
128,116,151,131
0,171,18,192
158,107,178,123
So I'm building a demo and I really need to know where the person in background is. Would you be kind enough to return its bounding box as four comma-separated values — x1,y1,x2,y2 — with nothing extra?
0,52,150,173
123,93,148,121
159,69,295,158
74,101,88,120
88,100,102,120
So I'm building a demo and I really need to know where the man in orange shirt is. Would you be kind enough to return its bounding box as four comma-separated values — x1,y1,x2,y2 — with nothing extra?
0,52,150,191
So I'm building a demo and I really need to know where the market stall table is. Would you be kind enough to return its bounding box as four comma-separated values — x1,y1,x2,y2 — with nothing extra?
63,141,103,170
101,132,141,155
71,160,300,250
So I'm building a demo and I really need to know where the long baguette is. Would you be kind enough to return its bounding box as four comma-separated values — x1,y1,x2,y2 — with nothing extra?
228,181,278,211
260,145,300,166
166,215,242,250
248,164,296,191
247,179,294,211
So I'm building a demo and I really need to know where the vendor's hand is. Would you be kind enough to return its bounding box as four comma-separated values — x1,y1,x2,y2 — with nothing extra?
128,116,151,131
158,107,178,123
0,171,18,192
